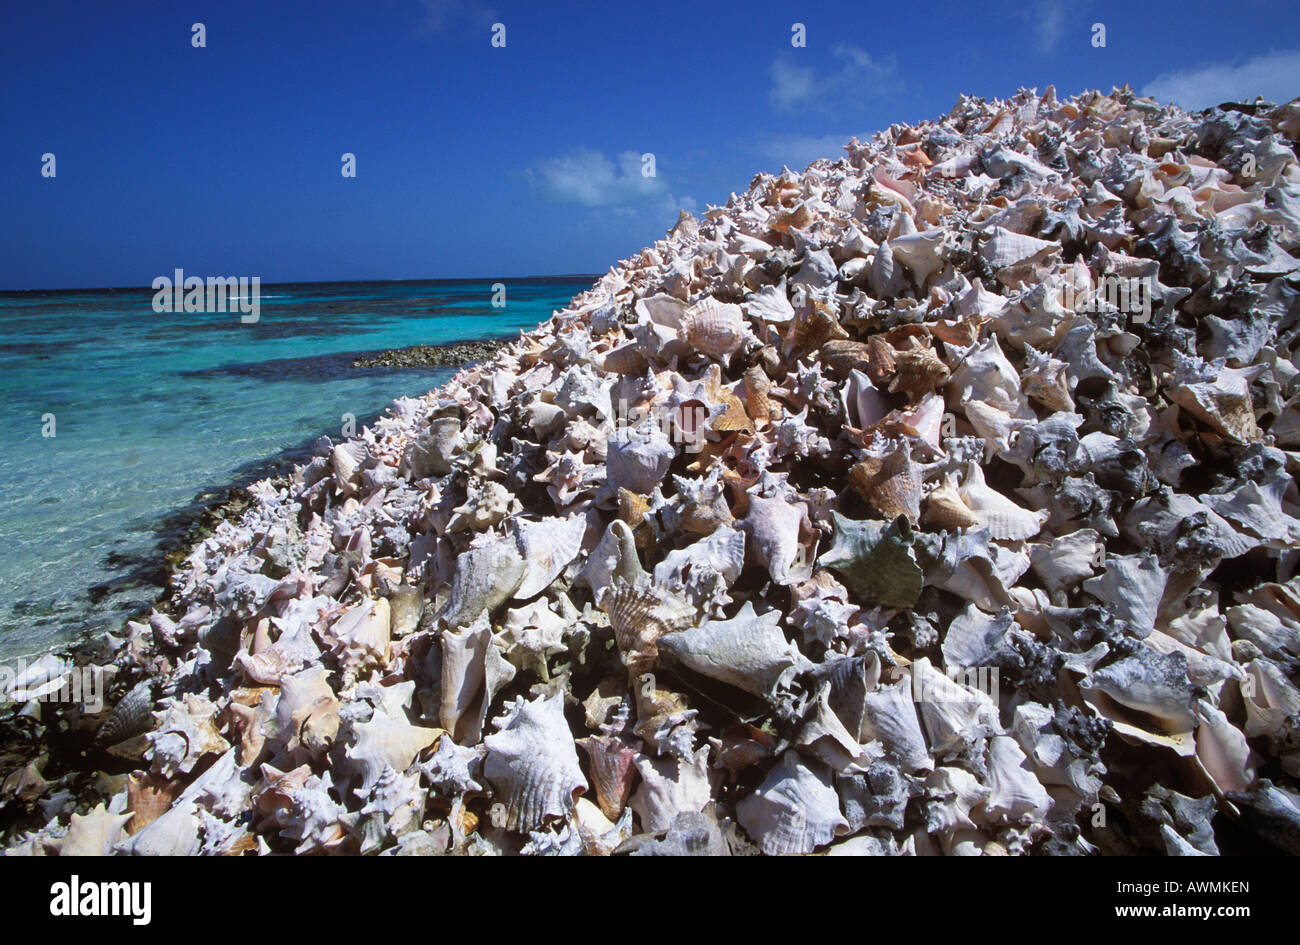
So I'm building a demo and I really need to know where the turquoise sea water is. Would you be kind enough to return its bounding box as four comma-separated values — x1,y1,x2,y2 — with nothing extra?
0,278,592,660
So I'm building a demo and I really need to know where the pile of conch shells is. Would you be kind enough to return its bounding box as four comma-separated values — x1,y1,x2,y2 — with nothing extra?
9,86,1300,856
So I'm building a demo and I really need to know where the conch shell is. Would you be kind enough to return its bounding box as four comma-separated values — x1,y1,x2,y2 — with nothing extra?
483,693,587,832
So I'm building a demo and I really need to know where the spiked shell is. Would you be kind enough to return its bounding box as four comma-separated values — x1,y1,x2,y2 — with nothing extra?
482,693,587,832
819,512,924,609
848,444,922,523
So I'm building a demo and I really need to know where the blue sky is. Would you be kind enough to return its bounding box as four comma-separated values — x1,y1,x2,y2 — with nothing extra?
1,0,1297,290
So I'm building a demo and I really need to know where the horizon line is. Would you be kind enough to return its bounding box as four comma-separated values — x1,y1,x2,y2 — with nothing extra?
0,273,605,295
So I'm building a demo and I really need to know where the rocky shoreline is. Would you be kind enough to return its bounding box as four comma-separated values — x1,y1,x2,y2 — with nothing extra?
4,87,1300,856
352,338,511,370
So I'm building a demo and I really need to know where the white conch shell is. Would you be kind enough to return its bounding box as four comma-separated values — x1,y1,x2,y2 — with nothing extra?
941,603,1014,669
400,416,462,479
118,748,244,854
841,369,889,429
1241,659,1300,740
658,601,808,700
958,463,1047,540
1203,477,1299,547
482,692,587,832
115,798,202,856
736,752,849,855
330,597,391,687
578,518,645,599
447,480,519,533
979,226,1057,269
512,515,587,599
146,693,231,778
911,657,998,756
331,441,366,495
859,677,933,773
606,420,675,494
628,745,712,833
343,682,442,796
440,614,518,744
1082,553,1167,638
272,769,357,854
652,524,746,613
890,228,947,287
795,683,878,773
653,525,745,588
741,493,814,585
495,599,569,678
441,532,526,628
50,803,133,856
744,279,795,323
982,735,1051,822
271,665,340,756
924,766,991,836
1028,529,1101,596
1194,699,1255,795
1078,647,1196,732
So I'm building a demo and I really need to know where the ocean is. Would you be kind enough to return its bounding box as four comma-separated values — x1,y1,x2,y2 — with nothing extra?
0,277,593,660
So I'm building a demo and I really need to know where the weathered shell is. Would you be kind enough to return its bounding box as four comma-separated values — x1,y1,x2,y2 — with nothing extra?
628,746,712,833
859,676,933,773
980,226,1058,269
922,472,980,530
983,735,1051,822
741,493,814,586
958,462,1048,541
658,601,808,700
606,420,675,494
331,597,391,688
146,693,231,778
51,803,134,856
819,512,923,608
1168,354,1262,443
440,614,517,744
849,444,922,523
269,665,340,758
513,515,587,599
1082,553,1167,638
343,696,442,797
482,693,587,832
736,752,849,855
441,533,526,629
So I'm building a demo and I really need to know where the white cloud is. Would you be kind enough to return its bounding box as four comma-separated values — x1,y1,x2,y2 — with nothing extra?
1027,0,1067,54
757,132,862,170
770,59,818,111
526,149,670,206
417,0,495,33
769,45,900,113
1142,50,1300,110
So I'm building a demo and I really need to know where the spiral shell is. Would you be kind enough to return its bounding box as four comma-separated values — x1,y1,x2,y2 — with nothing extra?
680,296,746,360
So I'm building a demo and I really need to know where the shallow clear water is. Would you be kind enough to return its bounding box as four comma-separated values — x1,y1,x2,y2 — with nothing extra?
0,278,591,660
